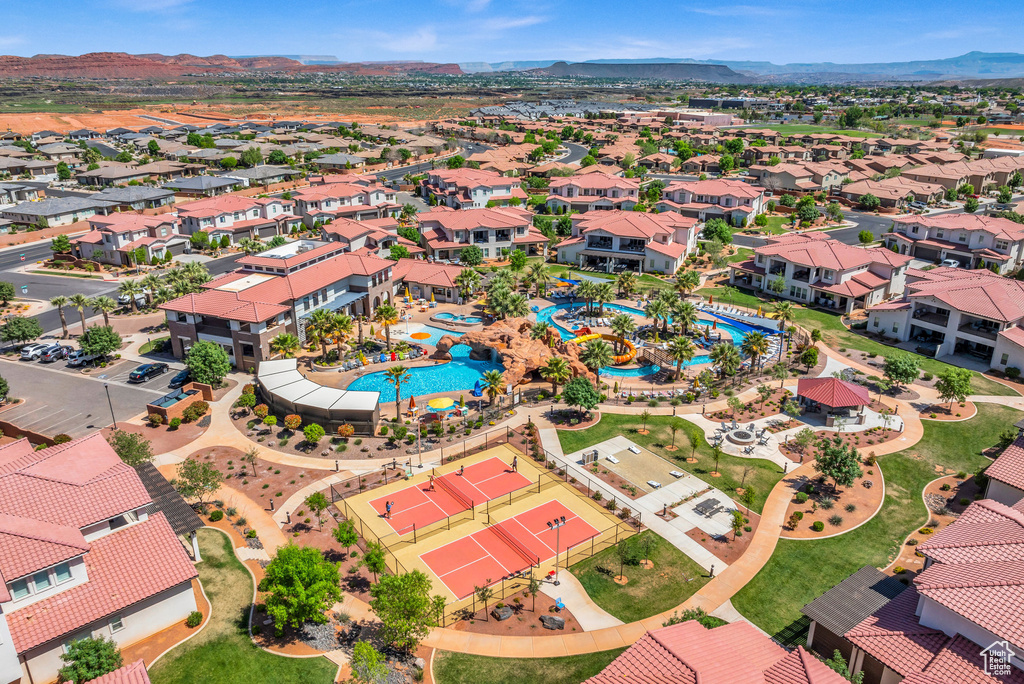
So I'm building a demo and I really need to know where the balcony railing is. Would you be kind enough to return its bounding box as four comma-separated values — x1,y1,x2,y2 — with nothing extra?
958,322,998,340
912,309,949,327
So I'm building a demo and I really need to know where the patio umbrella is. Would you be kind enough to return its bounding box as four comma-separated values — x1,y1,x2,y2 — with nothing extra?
428,397,454,410
712,319,718,330
708,295,713,305
756,306,762,316
694,376,700,388
430,292,435,303
405,287,411,299
409,396,417,412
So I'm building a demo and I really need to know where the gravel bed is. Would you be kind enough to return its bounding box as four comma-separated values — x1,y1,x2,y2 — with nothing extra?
299,621,339,651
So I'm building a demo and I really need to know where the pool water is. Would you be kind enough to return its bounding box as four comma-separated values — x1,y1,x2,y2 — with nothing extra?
347,344,501,402
598,355,711,377
393,324,463,348
534,302,749,343
435,312,483,324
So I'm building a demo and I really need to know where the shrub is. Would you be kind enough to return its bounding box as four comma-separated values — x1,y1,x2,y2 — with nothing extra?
1006,366,1021,379
828,514,843,526
148,413,164,426
894,566,906,574
921,372,933,381
53,433,72,444
845,503,857,513
811,521,825,532
246,529,257,539
819,496,835,510
209,509,224,522
169,417,182,429
185,611,203,628
254,404,269,419
182,400,209,423
284,414,302,430
793,510,804,520
959,497,970,506
242,384,256,395
940,483,951,491
226,507,237,517
795,492,808,504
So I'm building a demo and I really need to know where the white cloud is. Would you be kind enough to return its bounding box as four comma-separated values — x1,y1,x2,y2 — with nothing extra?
479,15,548,31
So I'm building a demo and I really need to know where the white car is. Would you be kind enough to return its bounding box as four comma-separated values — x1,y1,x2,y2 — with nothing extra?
20,343,50,360
940,259,961,268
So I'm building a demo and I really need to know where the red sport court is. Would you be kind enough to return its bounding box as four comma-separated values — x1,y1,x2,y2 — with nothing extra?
370,456,531,534
420,499,601,599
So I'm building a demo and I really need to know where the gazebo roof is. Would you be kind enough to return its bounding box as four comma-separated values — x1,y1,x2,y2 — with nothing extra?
797,377,870,408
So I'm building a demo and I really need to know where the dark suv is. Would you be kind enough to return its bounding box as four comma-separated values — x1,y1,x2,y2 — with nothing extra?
128,362,169,383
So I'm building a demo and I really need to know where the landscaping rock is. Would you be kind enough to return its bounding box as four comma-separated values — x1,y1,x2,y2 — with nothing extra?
414,657,426,669
540,615,565,630
491,605,513,621
299,620,339,652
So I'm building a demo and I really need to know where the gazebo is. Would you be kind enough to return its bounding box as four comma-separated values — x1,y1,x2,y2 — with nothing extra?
796,377,871,427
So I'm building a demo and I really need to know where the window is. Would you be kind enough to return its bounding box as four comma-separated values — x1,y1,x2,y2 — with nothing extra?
997,240,1009,250
109,515,128,530
911,226,918,234
935,230,944,239
10,578,29,600
822,269,835,280
892,323,899,333
33,570,52,591
873,318,879,327
241,344,255,358
958,234,967,243
109,616,124,633
1001,353,1009,365
55,562,72,583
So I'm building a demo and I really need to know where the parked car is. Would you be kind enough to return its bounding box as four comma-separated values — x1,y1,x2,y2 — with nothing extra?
66,350,101,367
20,343,51,361
117,291,148,307
908,201,927,210
940,259,961,268
168,368,191,389
128,362,169,383
39,345,73,363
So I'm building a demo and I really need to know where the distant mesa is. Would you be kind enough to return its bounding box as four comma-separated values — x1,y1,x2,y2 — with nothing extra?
531,61,752,84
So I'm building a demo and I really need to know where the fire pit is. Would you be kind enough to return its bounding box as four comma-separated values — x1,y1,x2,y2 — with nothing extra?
727,429,756,445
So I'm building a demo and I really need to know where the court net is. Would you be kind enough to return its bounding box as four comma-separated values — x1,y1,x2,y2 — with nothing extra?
435,474,474,512
489,522,539,568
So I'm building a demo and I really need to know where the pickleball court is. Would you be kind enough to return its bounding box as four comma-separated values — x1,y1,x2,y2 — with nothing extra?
369,455,532,534
419,499,601,599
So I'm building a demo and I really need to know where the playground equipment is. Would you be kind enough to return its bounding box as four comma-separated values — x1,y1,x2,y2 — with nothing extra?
569,333,637,365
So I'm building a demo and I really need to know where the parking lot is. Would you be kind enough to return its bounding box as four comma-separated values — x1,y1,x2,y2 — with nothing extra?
0,356,186,438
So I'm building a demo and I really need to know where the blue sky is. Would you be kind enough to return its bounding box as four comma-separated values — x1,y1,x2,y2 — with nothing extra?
4,0,1023,64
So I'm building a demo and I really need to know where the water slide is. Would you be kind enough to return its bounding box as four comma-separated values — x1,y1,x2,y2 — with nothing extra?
569,333,637,365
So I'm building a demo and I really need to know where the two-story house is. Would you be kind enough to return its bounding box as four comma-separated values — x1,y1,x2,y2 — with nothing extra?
656,178,766,226
556,210,698,275
71,213,189,266
731,232,911,313
160,241,395,371
840,175,946,210
415,206,547,261
866,267,1024,369
886,213,1024,272
291,182,398,224
177,195,302,245
320,217,425,260
420,169,527,209
544,175,641,213
748,162,849,195
0,434,199,684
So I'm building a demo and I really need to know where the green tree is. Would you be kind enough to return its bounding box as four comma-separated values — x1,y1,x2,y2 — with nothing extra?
858,230,874,245
363,541,387,582
373,303,399,351
383,365,411,420
1,316,42,346
268,149,288,164
883,353,920,392
800,346,819,372
814,436,863,494
580,154,596,167
508,248,527,271
190,231,210,251
388,244,410,261
351,641,388,684
174,457,223,505
998,186,1013,204
370,570,441,651
934,367,972,411
581,339,614,372
667,336,696,381
332,519,359,558
482,368,505,406
56,161,72,180
58,636,122,684
259,544,341,636
79,325,122,358
740,331,770,371
270,332,300,358
825,650,865,684
303,423,326,445
305,491,330,531
859,193,881,210
710,342,741,380
147,139,161,156
106,430,154,467
185,340,231,385
540,356,571,395
219,156,238,170
459,244,483,266
701,218,733,245
240,147,263,168
51,234,72,254
964,196,979,213
562,376,600,418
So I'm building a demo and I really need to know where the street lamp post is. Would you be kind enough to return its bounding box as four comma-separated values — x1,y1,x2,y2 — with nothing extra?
546,516,567,585
104,383,117,430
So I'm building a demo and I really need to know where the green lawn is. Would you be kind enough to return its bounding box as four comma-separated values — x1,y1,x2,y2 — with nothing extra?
732,403,1022,637
728,247,755,264
148,529,337,684
139,336,170,355
571,531,711,622
694,286,1018,398
28,270,102,279
433,648,627,684
558,413,784,514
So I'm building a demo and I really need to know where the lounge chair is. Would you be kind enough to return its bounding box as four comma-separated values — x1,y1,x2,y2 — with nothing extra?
379,354,387,363
606,455,620,464
647,480,662,489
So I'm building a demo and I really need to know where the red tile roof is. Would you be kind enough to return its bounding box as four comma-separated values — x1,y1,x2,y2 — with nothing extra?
918,498,1024,565
914,559,1024,645
764,646,850,684
418,206,531,231
756,233,912,272
391,258,465,289
159,289,290,323
987,435,1024,492
0,513,88,581
905,271,1024,323
176,194,261,219
549,175,641,191
88,659,151,684
665,177,764,199
894,213,1024,241
6,513,197,653
919,634,1024,684
236,242,345,268
797,377,870,408
998,326,1024,351
845,587,950,676
575,210,696,240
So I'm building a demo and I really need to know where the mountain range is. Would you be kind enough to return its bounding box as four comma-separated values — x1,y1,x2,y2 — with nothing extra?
532,61,751,84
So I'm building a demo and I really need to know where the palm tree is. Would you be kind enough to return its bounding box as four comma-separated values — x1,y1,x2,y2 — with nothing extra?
577,280,597,315
671,301,698,336
140,273,162,308
69,294,91,333
355,315,366,346
270,332,300,358
616,271,638,298
454,268,481,305
50,296,69,338
772,301,796,351
610,314,635,353
667,336,696,381
117,280,142,313
306,308,333,361
481,369,505,407
90,296,117,328
151,286,174,307
540,356,571,395
593,282,615,317
181,261,211,287
710,342,742,382
330,312,353,358
530,322,551,343
581,339,614,372
383,365,411,420
740,331,770,372
374,303,399,351
645,298,671,335
524,261,549,298
502,293,530,319
772,362,789,388
674,269,701,298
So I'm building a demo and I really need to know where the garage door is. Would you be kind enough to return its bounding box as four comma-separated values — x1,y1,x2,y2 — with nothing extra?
913,247,940,262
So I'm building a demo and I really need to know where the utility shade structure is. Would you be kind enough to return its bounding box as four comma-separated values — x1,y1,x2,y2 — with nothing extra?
796,377,871,428
256,358,380,434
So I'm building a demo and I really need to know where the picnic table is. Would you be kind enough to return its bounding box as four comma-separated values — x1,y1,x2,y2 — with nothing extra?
694,498,721,517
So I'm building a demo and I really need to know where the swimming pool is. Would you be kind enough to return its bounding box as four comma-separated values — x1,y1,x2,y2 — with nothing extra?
393,324,463,348
597,354,712,377
434,312,484,325
347,344,501,402
535,302,750,343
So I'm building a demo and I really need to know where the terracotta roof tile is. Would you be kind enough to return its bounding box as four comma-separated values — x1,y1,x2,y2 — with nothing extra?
905,271,1024,323
845,587,949,676
756,233,911,272
0,513,89,581
797,377,870,408
914,559,1024,644
918,499,1024,564
764,646,849,684
87,659,151,684
921,634,1024,684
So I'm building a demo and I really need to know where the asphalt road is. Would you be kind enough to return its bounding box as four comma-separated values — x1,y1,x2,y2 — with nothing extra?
373,140,490,182
561,142,590,165
0,356,184,437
